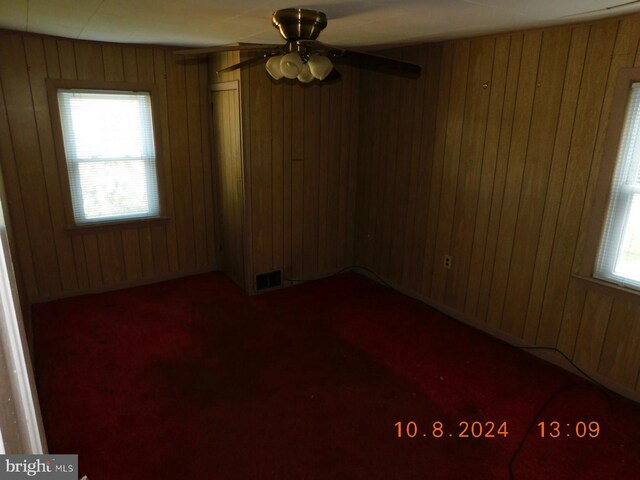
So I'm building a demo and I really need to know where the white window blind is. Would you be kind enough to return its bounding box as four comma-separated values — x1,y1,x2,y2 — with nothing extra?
595,82,640,290
57,89,160,224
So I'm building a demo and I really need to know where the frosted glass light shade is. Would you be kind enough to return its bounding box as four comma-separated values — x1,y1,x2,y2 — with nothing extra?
297,63,314,83
280,52,303,79
308,54,333,80
265,55,284,80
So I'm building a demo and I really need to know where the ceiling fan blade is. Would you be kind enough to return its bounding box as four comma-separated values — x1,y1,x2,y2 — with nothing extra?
562,0,640,17
297,40,421,75
175,43,283,56
296,39,343,56
321,68,341,82
336,49,422,75
216,54,278,74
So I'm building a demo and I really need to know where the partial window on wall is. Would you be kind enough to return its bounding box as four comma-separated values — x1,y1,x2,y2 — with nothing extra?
56,89,160,225
595,82,640,290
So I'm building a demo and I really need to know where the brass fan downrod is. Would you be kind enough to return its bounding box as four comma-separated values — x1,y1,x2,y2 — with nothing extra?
272,8,328,41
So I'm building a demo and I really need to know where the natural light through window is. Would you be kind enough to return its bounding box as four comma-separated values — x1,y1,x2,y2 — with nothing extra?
57,90,160,224
596,82,640,290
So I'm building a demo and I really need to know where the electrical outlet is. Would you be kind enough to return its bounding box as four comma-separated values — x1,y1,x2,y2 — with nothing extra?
444,255,452,269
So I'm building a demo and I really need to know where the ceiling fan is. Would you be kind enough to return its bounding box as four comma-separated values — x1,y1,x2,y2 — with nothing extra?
175,8,422,83
562,0,640,17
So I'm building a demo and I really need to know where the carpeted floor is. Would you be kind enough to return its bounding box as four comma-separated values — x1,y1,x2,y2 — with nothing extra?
32,272,640,479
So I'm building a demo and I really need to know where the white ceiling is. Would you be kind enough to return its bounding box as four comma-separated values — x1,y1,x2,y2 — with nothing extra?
1,0,640,48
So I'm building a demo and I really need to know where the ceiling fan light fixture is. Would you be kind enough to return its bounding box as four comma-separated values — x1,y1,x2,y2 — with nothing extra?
176,9,422,82
280,52,303,79
265,55,284,80
308,54,333,80
297,63,314,83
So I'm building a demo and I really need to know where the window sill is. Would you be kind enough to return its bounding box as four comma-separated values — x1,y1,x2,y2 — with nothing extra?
65,216,169,234
572,273,640,305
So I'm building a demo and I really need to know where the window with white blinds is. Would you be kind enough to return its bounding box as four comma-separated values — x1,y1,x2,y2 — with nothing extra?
57,89,160,224
595,82,640,290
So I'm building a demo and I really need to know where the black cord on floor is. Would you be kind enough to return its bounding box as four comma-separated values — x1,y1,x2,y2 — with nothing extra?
283,265,640,478
507,383,613,480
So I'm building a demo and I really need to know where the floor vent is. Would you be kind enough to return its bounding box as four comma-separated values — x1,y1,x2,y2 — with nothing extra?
255,270,282,291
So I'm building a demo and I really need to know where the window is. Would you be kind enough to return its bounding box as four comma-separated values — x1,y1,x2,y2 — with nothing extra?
595,82,640,290
57,89,160,225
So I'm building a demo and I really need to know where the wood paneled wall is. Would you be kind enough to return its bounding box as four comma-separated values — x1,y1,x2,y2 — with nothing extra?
211,85,244,287
208,52,245,288
355,15,640,397
210,54,360,292
208,53,245,289
0,30,217,302
2,16,639,399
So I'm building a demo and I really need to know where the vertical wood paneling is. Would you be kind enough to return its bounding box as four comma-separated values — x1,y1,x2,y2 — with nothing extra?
388,51,416,281
224,54,360,287
271,73,285,274
282,80,293,275
535,21,618,346
0,31,217,302
185,60,208,267
598,299,640,387
0,68,39,301
430,40,471,302
165,52,197,271
486,31,542,330
249,61,273,277
302,85,321,277
522,26,590,343
406,45,440,291
317,85,330,273
290,84,304,280
346,69,359,264
556,15,640,355
419,43,454,296
500,28,571,337
400,46,429,287
356,15,640,396
0,33,62,295
152,49,179,274
325,80,340,270
464,36,510,317
376,65,401,278
444,37,495,311
199,60,216,268
356,66,382,267
135,46,160,279
475,34,523,322
211,86,244,288
23,36,79,292
572,291,613,371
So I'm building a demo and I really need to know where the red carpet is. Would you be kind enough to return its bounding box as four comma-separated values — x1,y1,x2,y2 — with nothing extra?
32,272,640,479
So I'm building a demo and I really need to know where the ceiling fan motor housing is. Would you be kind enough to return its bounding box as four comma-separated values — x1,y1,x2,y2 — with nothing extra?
176,7,421,80
272,8,327,41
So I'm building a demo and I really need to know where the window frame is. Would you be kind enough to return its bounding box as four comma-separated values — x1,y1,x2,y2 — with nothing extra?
578,67,640,302
47,79,167,230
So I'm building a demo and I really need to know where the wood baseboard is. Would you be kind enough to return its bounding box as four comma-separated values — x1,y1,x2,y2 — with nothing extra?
31,265,220,304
